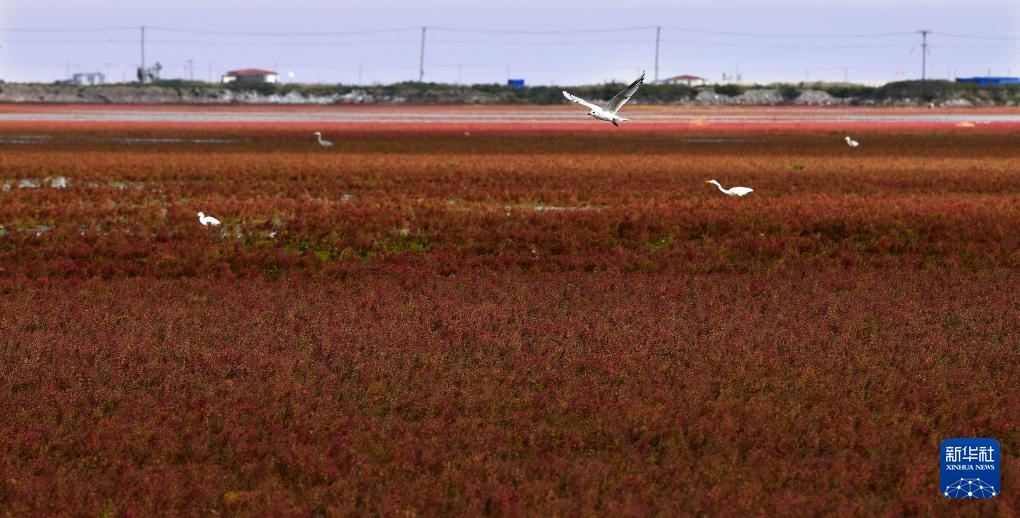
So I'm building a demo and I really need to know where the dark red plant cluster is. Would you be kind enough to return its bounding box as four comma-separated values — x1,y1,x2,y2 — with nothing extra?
0,116,1017,514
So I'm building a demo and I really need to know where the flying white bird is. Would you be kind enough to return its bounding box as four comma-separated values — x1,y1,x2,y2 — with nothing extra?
197,211,221,226
314,131,333,149
845,136,860,148
562,72,645,126
706,180,754,197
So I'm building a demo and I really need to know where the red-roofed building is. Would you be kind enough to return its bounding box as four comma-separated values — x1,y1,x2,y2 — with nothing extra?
222,68,279,85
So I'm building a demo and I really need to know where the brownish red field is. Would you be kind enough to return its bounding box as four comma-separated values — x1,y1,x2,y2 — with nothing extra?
0,107,1017,514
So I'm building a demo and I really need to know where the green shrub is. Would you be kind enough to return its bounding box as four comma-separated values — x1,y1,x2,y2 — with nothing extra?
778,85,802,101
713,84,745,97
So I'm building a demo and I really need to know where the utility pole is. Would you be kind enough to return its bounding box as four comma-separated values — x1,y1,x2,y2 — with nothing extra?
140,26,146,82
919,29,930,101
418,27,426,82
920,30,929,81
654,26,661,83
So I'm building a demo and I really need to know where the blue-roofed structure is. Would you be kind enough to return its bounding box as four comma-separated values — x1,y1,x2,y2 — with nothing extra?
955,77,1020,85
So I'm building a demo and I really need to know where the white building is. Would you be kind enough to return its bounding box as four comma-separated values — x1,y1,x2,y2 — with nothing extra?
222,68,279,85
660,74,706,87
72,72,105,86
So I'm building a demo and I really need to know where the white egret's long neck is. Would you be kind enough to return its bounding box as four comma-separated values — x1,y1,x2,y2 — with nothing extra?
710,181,726,193
316,135,324,144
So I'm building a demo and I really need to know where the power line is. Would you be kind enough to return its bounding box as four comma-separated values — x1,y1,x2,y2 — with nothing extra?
6,37,1004,51
659,39,905,50
145,26,420,37
4,23,1017,85
781,66,891,72
430,38,655,45
0,26,136,33
0,38,132,43
145,39,420,47
892,43,919,77
429,26,656,34
931,44,1020,50
4,25,1020,42
931,32,1020,41
662,26,917,39
0,37,954,51
5,37,1003,50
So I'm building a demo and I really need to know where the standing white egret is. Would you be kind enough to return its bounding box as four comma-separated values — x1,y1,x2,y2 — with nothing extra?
562,71,645,127
706,180,754,197
314,131,333,149
845,136,860,148
197,211,221,226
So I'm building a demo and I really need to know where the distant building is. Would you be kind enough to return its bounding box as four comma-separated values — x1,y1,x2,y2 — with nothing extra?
955,76,1019,85
660,74,706,86
222,68,279,85
72,72,105,86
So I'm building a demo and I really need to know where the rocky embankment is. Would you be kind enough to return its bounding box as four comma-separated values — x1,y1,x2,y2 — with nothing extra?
0,82,1010,106
0,84,364,104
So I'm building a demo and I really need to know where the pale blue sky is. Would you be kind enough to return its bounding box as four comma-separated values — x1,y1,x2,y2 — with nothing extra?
1,0,1017,85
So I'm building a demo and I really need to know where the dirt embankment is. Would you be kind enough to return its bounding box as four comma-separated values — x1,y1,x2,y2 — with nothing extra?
0,84,384,104
0,82,1014,106
0,84,223,104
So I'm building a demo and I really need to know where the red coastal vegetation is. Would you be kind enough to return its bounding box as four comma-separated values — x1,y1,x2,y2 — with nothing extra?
0,117,1017,514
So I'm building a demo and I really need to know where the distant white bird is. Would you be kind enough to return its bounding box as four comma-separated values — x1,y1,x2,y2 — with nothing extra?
845,136,860,148
314,131,333,149
197,211,221,226
563,71,645,126
706,180,754,197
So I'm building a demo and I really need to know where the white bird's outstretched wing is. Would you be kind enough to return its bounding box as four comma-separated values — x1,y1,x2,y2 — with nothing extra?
605,71,645,114
562,90,601,112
